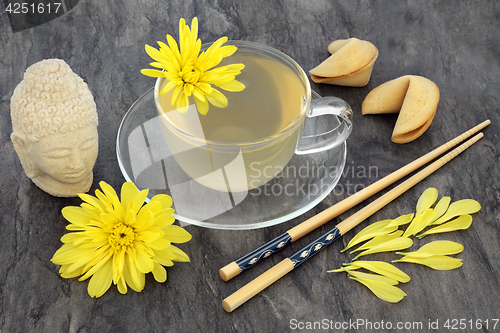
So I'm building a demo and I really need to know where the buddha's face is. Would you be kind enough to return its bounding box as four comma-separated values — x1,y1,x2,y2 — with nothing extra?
28,125,98,186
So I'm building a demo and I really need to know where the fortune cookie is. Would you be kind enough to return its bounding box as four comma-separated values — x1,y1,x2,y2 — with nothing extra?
362,75,440,144
310,38,378,87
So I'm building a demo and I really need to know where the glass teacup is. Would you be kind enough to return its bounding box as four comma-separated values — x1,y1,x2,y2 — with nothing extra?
154,40,352,193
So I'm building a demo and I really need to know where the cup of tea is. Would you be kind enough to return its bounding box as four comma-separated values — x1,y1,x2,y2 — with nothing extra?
154,40,352,193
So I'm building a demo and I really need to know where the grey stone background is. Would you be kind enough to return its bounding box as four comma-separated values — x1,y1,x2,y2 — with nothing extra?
0,0,499,332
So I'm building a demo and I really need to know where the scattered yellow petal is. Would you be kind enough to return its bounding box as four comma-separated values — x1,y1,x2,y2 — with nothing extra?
417,215,473,239
353,237,413,260
416,187,438,216
393,255,463,270
350,277,407,303
327,268,347,273
328,264,359,273
402,208,435,238
351,230,403,253
396,240,464,257
341,220,396,252
326,264,360,273
346,270,399,285
431,199,481,225
344,260,411,282
380,213,414,231
429,196,451,224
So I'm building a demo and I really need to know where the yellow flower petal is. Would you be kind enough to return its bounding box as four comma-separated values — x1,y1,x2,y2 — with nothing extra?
176,92,190,113
219,44,238,58
152,262,167,283
51,243,93,265
166,34,181,63
225,63,246,72
341,220,394,252
79,251,113,281
344,260,410,282
150,194,173,208
327,267,349,273
197,82,213,94
87,259,113,298
149,61,175,71
215,79,246,92
140,68,165,78
160,79,177,95
429,196,451,224
393,255,463,270
396,240,463,257
136,230,162,243
206,88,228,108
403,208,435,238
117,276,128,294
77,193,106,212
148,237,171,251
153,250,175,267
194,94,210,115
125,252,144,291
380,213,414,231
346,270,399,285
152,212,176,227
418,215,473,239
59,265,84,279
353,237,413,260
350,230,403,253
61,206,92,227
416,188,438,216
120,182,148,215
133,250,155,274
145,44,169,62
431,199,481,225
168,245,191,262
60,231,88,245
122,258,143,293
112,248,126,282
350,277,407,303
163,225,193,243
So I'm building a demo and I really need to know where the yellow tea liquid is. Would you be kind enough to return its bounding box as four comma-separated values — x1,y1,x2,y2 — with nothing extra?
157,49,307,192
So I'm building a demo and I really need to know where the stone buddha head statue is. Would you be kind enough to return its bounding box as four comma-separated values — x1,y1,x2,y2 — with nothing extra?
10,59,99,197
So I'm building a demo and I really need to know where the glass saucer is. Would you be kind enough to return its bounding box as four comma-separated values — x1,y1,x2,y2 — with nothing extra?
116,88,347,229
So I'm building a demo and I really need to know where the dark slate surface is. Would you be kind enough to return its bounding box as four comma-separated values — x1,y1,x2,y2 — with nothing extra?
1,1,499,332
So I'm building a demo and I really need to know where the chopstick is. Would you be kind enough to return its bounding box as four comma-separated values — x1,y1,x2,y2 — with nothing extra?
222,131,485,312
219,120,490,282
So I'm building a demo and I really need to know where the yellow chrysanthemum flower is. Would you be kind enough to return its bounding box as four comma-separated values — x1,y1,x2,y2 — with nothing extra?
51,181,191,298
141,17,245,115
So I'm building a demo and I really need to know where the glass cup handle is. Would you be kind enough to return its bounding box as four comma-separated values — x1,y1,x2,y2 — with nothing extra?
295,96,353,155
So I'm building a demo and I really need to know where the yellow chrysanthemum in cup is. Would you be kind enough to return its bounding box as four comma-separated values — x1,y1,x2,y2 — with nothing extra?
141,17,245,115
51,181,191,298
